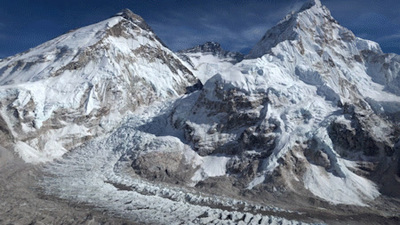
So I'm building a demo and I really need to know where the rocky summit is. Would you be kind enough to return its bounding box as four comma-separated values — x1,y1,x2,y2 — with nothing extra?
1,1,400,224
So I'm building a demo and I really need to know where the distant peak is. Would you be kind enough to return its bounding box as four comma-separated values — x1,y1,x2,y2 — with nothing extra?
179,42,224,54
115,8,145,23
198,42,223,51
179,41,244,62
206,42,219,45
299,0,322,11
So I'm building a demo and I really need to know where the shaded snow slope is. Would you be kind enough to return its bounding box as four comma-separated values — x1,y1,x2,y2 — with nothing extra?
0,9,197,163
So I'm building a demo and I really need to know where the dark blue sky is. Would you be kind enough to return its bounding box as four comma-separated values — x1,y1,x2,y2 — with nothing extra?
0,0,399,59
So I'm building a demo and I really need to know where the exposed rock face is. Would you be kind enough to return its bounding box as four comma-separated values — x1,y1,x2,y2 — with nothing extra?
132,150,198,184
0,9,197,163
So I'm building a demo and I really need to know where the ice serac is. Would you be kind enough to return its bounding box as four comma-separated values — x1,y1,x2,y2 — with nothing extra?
144,0,400,206
0,9,197,163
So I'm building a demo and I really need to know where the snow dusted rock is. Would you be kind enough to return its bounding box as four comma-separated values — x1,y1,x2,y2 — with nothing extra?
0,9,197,163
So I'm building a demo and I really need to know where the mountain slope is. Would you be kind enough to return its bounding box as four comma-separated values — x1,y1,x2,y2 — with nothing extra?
0,9,197,163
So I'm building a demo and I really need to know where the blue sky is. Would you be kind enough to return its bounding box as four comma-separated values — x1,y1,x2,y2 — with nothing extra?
0,0,399,58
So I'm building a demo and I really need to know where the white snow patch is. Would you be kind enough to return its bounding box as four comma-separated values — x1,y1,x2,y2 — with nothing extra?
14,141,66,164
303,164,380,206
191,155,231,184
247,175,266,190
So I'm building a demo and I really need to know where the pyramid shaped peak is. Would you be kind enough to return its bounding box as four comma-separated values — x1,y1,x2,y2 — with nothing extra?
246,0,341,59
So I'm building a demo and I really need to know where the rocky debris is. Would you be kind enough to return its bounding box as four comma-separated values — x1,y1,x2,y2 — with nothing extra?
131,149,197,184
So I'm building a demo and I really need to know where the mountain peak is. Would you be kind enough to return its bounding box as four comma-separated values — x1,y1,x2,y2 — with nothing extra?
299,0,322,11
180,42,223,54
247,0,341,58
115,8,144,22
114,8,153,32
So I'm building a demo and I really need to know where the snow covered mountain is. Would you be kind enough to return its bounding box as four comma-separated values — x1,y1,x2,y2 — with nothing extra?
0,9,197,163
1,1,400,224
